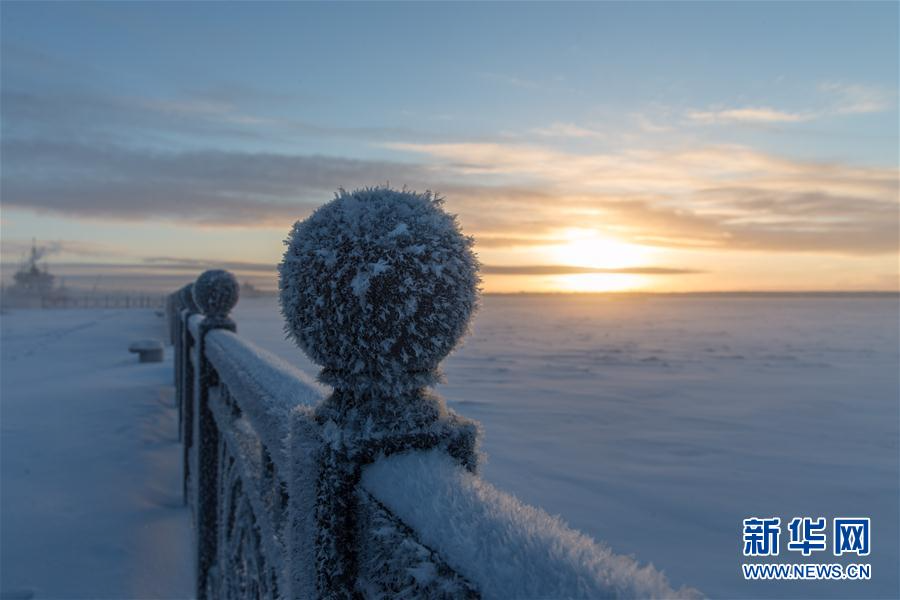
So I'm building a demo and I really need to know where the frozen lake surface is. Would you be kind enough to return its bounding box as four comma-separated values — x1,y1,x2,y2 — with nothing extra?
233,294,900,599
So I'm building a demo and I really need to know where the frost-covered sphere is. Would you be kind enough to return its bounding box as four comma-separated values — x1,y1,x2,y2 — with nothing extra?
193,269,239,319
279,187,480,394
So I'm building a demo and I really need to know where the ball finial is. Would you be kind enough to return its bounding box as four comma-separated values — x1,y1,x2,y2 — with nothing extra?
279,187,480,395
193,270,239,320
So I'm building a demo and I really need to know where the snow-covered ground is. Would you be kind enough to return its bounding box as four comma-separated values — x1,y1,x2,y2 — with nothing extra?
1,296,897,599
1,309,191,599
233,294,899,599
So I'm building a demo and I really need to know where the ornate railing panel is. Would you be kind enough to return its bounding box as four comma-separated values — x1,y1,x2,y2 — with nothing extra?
355,489,478,599
208,382,282,600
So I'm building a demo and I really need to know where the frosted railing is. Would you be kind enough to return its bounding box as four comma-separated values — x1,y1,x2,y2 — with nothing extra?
204,329,322,471
167,271,695,600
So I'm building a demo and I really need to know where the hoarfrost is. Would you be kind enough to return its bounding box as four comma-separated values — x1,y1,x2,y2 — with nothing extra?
362,450,701,600
278,186,480,396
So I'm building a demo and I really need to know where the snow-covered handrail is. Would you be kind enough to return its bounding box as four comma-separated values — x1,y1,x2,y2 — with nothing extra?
166,187,696,600
203,328,323,474
186,312,203,339
363,450,697,599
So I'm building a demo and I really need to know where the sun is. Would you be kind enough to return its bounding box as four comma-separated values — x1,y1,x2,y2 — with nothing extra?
548,229,653,292
551,228,651,269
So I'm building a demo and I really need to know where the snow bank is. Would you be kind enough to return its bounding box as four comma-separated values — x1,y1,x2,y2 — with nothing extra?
362,449,699,600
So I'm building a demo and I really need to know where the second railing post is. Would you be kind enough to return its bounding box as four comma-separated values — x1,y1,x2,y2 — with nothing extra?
191,270,239,600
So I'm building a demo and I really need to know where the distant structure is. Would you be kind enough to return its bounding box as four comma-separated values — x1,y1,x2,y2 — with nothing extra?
240,281,273,298
2,239,68,308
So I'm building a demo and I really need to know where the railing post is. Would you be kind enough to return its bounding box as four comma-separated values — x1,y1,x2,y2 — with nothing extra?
178,284,199,500
171,291,183,389
166,293,177,345
278,187,481,598
179,285,201,439
191,269,239,600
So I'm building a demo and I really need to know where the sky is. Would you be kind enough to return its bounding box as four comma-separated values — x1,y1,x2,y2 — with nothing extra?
1,2,898,293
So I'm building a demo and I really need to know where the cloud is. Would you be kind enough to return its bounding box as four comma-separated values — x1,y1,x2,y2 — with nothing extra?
0,260,273,274
3,44,895,259
632,113,673,133
392,140,895,196
137,257,276,272
135,98,275,127
688,82,894,125
1,87,436,148
0,42,442,149
473,235,568,248
482,265,701,275
4,129,895,256
5,134,895,256
0,139,426,224
530,122,605,139
391,141,899,256
688,107,812,124
820,81,893,115
1,256,698,279
0,238,126,260
50,259,701,277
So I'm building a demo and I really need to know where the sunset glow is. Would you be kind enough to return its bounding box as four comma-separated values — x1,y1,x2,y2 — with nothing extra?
552,273,648,294
550,229,652,271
